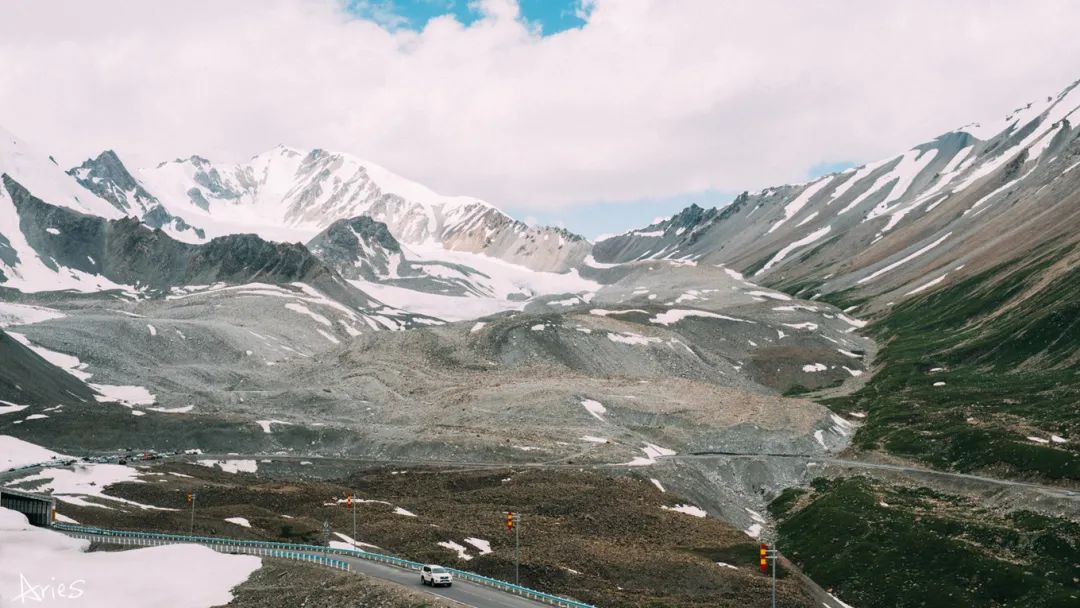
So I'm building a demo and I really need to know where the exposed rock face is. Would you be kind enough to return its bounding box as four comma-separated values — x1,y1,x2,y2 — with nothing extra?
306,216,403,282
67,150,158,215
440,205,591,272
2,175,372,311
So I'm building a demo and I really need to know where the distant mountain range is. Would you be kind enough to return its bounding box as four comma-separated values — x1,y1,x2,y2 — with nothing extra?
7,78,1078,320
596,79,1080,315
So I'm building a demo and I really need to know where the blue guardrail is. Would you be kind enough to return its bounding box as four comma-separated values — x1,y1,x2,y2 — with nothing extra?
54,523,596,608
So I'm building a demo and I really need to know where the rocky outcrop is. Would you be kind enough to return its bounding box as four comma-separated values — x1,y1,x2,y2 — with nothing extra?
306,216,403,281
67,150,158,215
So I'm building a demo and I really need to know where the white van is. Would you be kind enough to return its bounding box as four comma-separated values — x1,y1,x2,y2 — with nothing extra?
420,564,453,587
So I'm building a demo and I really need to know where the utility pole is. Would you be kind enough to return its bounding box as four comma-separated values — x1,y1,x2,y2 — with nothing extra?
351,492,357,546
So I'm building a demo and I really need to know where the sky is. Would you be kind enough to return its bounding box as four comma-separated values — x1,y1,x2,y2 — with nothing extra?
2,1,1080,238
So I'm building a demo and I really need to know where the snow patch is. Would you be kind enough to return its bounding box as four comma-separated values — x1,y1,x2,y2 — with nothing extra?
661,504,707,517
437,541,472,561
649,309,752,326
464,537,493,555
196,459,258,474
0,507,260,608
255,419,291,434
581,399,607,422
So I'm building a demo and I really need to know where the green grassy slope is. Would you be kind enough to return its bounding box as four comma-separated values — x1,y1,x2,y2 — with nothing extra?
771,477,1080,608
824,244,1080,480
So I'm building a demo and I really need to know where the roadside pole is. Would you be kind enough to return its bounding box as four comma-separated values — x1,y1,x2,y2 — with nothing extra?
351,492,357,546
187,491,196,534
760,543,777,608
505,511,520,586
771,546,777,608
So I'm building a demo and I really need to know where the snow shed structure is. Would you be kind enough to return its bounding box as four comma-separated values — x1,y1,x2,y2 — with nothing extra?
0,487,55,526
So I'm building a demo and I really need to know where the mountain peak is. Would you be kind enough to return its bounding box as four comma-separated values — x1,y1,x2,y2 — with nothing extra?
68,149,158,215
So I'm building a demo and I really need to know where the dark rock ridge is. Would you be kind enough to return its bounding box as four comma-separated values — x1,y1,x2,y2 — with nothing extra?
306,216,402,281
306,215,508,297
0,329,96,405
2,175,377,310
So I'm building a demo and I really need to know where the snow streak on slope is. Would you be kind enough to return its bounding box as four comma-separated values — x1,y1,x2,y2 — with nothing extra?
756,226,832,276
767,176,833,234
349,242,599,321
593,78,1080,310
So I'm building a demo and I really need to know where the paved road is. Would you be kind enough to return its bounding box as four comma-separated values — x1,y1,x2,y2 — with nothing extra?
821,457,1079,496
671,453,1079,500
62,530,560,608
337,554,556,608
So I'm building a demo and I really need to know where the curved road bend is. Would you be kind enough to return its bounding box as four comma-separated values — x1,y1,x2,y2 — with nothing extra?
63,530,559,608
338,555,559,608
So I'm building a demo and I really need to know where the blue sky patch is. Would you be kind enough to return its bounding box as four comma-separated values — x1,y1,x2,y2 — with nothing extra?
807,160,857,179
507,188,736,241
345,0,590,35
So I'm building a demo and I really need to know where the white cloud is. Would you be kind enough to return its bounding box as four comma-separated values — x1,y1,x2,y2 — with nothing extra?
1,0,1079,213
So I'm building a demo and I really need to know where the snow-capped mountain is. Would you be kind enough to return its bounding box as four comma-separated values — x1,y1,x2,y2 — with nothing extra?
68,150,206,241
594,79,1080,313
0,127,598,328
137,146,591,272
0,126,128,292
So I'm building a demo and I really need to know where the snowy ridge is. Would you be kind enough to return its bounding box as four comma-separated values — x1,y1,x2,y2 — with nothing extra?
592,77,1080,309
137,146,588,272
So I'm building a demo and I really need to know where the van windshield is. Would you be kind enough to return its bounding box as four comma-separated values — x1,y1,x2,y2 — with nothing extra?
431,567,447,573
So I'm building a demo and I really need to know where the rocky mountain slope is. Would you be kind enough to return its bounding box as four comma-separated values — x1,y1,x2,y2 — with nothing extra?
589,79,1080,482
595,79,1080,315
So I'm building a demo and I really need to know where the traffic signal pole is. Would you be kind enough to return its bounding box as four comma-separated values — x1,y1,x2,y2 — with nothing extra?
505,511,521,586
771,548,777,608
188,492,196,534
760,543,777,608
